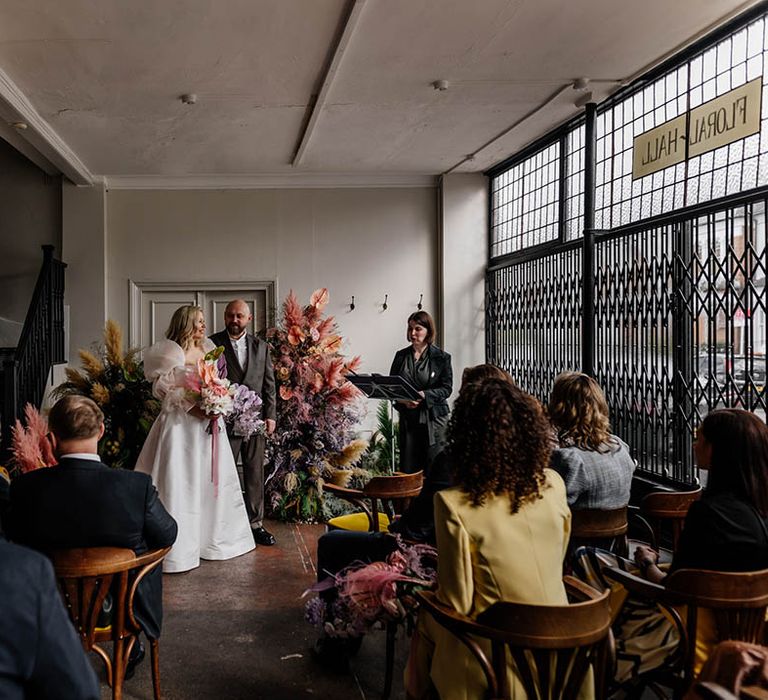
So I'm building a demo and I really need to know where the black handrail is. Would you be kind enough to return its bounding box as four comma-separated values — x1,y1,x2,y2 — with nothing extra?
0,245,66,460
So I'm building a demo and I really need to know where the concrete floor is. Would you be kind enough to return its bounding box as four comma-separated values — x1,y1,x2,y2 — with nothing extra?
97,521,409,700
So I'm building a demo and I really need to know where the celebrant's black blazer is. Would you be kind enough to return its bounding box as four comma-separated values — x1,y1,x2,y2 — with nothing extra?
389,343,453,421
6,457,178,639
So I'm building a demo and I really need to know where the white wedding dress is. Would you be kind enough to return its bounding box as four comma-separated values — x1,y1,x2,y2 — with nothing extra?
135,338,255,573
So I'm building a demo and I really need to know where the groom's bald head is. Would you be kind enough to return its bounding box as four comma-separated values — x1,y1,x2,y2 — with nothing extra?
224,299,252,338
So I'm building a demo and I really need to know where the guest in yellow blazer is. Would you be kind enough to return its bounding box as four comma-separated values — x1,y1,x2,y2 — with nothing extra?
405,378,572,700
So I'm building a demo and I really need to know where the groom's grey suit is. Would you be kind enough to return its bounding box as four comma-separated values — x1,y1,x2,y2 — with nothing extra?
210,330,276,527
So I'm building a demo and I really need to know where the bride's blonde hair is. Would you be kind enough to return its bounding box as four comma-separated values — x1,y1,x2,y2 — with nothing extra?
166,305,204,350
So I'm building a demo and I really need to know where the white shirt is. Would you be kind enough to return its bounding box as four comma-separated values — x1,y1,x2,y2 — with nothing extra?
229,333,248,370
59,453,101,462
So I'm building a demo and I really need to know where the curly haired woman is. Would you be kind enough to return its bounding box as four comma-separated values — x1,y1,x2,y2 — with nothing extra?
405,379,572,700
548,371,635,510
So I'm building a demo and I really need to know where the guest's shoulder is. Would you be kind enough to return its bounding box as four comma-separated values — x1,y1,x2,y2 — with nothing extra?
10,465,53,492
543,467,567,494
434,486,464,509
0,538,50,574
551,446,585,471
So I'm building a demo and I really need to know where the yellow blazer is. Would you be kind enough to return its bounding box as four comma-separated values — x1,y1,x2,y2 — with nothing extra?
407,469,572,700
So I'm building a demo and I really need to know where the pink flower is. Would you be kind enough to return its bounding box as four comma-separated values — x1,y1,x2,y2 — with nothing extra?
316,317,334,340
319,335,342,353
309,372,324,394
283,291,304,328
197,358,221,386
279,385,294,401
310,327,320,342
310,288,329,311
288,325,305,346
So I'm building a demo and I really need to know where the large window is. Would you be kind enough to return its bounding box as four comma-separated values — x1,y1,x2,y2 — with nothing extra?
486,7,768,485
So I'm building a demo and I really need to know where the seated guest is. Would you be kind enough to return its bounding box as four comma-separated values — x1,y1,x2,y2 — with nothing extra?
548,371,635,509
6,395,178,678
313,364,510,670
0,538,100,699
405,379,572,700
577,408,768,687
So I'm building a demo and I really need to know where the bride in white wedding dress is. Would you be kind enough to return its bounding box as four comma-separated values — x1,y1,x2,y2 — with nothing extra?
135,305,254,573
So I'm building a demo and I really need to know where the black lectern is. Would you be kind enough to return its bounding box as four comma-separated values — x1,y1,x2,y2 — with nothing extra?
348,374,421,472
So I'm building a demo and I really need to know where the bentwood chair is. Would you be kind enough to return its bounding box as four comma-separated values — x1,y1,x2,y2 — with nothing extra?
604,566,768,698
324,471,424,532
569,506,630,561
50,546,171,700
417,576,613,700
631,486,703,553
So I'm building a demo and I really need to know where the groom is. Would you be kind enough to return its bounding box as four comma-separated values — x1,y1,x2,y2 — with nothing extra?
211,299,277,546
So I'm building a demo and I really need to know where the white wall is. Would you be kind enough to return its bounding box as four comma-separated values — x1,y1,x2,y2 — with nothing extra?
0,137,61,333
104,187,438,430
440,174,487,397
63,180,107,358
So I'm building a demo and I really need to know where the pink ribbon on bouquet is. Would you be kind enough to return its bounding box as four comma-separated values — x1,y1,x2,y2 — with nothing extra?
209,417,219,498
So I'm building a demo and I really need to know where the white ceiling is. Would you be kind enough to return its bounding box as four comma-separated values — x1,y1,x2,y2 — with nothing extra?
0,0,761,186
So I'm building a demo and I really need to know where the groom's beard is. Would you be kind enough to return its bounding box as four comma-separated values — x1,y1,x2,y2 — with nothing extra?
227,323,246,337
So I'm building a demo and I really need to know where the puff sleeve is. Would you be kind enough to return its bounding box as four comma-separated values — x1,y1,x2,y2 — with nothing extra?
142,340,192,411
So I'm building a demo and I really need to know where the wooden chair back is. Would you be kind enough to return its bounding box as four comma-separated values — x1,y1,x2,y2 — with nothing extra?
51,546,171,700
606,566,768,694
324,471,424,532
640,486,702,550
667,568,768,683
569,506,629,558
417,577,613,700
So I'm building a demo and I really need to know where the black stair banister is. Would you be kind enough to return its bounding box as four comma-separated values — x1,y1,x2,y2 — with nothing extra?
0,245,66,460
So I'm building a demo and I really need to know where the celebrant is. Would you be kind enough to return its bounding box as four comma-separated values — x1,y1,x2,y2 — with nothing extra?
389,310,452,474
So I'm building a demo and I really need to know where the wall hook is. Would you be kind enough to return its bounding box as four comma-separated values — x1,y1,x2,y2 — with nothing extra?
382,294,388,311
417,294,423,310
349,295,355,311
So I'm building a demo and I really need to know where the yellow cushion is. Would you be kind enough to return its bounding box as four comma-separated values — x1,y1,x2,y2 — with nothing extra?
327,512,391,532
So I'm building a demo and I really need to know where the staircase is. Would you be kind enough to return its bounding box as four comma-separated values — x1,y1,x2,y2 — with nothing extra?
0,245,66,460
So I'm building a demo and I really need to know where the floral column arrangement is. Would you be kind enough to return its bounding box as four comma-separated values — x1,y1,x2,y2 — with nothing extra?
266,288,362,522
55,320,160,469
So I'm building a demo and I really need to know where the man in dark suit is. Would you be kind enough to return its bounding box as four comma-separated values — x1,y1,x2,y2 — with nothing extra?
0,538,100,699
6,395,178,676
210,299,277,546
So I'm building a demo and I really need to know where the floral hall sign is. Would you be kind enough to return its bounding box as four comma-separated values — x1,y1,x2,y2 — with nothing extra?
632,77,763,179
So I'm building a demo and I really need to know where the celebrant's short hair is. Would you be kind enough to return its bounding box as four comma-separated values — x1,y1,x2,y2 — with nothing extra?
406,310,436,344
166,305,203,349
49,395,103,441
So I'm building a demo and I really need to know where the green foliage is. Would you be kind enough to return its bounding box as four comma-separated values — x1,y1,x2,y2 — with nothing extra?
367,401,399,472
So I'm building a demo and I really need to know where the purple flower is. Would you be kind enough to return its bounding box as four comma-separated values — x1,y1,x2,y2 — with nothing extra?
227,384,265,439
217,354,228,380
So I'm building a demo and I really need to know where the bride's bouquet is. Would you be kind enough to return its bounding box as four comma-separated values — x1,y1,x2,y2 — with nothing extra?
185,346,235,419
184,346,264,496
185,346,265,437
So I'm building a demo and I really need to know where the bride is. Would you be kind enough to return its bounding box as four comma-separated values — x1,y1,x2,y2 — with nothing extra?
135,305,255,573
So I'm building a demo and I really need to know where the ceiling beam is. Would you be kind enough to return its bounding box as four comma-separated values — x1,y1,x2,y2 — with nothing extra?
292,0,367,167
0,67,93,185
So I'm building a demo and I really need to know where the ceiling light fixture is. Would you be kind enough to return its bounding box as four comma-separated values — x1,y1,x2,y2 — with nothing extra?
10,121,28,129
180,93,197,105
432,80,449,91
572,78,590,91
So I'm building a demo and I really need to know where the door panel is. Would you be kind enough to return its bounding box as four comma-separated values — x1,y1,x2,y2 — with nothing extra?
130,282,274,349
